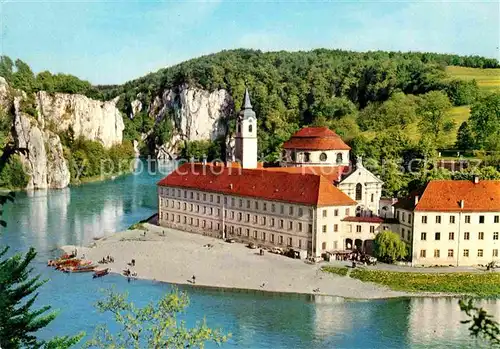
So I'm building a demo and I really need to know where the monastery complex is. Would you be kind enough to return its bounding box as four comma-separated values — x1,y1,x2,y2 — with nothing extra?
158,90,500,267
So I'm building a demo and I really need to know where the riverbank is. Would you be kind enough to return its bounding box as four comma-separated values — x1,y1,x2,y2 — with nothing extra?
60,223,415,299
322,266,500,298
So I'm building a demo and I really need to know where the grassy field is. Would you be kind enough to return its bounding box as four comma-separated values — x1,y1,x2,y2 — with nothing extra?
321,266,500,297
321,266,349,276
445,66,500,93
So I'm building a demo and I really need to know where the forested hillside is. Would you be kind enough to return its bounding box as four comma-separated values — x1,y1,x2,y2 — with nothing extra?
1,49,499,195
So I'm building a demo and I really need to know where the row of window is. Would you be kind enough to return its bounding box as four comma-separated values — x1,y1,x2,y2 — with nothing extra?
163,200,221,217
420,231,499,241
420,249,499,258
162,187,312,218
161,212,222,231
284,150,344,164
323,208,351,218
226,211,313,233
420,214,500,224
397,211,500,225
227,226,312,250
321,241,340,251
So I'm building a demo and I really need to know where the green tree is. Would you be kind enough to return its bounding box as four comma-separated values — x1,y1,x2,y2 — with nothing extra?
373,231,407,264
455,121,475,150
0,55,14,81
11,59,36,93
445,80,479,106
417,91,454,147
0,247,84,348
0,154,30,189
85,289,229,349
0,181,82,348
468,93,500,151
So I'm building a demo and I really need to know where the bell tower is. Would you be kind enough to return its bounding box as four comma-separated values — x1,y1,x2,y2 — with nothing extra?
234,88,258,169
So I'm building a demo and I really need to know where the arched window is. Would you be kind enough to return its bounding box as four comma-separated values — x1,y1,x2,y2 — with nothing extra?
336,153,343,164
320,152,327,161
304,152,311,162
355,183,363,200
249,124,253,133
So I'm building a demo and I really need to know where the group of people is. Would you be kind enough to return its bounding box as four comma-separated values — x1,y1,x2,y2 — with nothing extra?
98,255,115,264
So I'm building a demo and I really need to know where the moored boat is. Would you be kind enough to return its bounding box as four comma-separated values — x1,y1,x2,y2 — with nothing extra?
93,268,109,278
63,265,97,273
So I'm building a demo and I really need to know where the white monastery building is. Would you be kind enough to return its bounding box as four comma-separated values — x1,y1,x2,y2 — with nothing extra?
394,178,500,266
158,89,385,259
157,89,500,266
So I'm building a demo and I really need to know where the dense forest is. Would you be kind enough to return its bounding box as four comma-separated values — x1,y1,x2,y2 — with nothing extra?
0,49,499,195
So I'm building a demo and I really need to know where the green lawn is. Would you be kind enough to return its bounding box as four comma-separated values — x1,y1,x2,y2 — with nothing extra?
445,66,500,93
321,267,500,297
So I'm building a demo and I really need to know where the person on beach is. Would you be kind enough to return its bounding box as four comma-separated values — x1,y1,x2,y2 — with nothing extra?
192,275,196,284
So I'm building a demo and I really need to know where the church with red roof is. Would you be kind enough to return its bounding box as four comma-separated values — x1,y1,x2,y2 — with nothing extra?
157,89,387,259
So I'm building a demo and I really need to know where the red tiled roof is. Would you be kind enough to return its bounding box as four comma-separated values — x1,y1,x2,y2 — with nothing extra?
283,127,351,151
342,216,384,223
292,127,338,138
263,166,351,183
396,180,500,212
157,163,357,207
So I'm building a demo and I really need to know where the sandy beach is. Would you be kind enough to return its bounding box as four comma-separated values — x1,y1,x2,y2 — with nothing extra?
61,223,413,299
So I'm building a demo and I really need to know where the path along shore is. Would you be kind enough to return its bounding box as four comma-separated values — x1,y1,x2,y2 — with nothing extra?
61,223,451,299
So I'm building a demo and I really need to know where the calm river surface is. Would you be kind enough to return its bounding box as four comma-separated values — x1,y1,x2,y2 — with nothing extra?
1,160,498,348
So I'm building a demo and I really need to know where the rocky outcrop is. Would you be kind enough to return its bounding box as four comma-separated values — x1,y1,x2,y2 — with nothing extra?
2,78,125,189
12,97,70,189
36,91,124,148
147,85,233,159
46,131,71,188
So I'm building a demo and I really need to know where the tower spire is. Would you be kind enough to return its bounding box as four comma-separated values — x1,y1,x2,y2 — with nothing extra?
243,88,252,109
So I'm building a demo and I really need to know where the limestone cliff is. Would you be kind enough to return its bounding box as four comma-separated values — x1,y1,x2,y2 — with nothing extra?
36,91,124,148
142,85,233,159
1,78,124,189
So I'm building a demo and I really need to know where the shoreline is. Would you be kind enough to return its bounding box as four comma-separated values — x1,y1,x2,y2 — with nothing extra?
59,223,464,300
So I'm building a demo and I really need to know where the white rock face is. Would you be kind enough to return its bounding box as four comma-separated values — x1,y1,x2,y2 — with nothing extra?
36,91,124,148
45,131,71,189
12,97,70,190
148,85,233,158
2,78,124,189
130,99,142,118
0,77,10,109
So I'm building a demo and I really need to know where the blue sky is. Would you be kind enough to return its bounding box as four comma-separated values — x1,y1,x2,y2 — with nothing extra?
1,0,498,85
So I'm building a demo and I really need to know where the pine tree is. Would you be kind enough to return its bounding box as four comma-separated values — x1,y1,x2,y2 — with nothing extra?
0,192,83,348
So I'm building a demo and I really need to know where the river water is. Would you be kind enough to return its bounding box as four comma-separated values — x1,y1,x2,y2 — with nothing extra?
1,160,498,348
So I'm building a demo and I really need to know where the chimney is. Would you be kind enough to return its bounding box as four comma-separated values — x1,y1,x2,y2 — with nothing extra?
414,195,419,206
473,175,480,184
460,200,465,209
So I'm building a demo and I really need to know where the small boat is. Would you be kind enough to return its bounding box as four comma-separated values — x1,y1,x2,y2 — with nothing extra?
93,268,109,278
64,265,96,273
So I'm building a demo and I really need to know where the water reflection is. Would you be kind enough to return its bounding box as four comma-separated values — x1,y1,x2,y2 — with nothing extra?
1,160,499,348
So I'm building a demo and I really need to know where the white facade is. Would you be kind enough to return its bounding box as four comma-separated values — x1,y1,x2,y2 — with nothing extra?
281,149,350,167
337,159,383,216
158,185,360,258
394,207,500,266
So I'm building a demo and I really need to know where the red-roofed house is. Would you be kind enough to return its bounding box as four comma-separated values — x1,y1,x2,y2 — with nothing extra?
393,178,500,266
281,127,351,167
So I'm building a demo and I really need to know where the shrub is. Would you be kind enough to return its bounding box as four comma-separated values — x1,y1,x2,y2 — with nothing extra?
0,155,29,189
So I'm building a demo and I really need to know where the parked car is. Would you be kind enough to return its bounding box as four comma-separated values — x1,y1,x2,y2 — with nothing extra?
247,242,257,249
225,238,236,243
271,247,284,254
